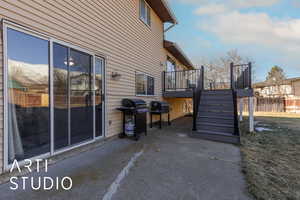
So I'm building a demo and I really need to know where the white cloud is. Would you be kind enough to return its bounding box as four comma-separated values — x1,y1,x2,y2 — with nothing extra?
198,11,300,63
169,0,280,7
168,0,300,72
230,0,281,8
194,4,228,15
169,0,281,16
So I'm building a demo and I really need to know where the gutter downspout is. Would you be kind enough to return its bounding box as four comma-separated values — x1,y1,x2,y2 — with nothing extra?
163,22,177,41
164,23,177,33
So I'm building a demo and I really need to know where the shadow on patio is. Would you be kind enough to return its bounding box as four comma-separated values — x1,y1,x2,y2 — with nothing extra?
0,117,252,200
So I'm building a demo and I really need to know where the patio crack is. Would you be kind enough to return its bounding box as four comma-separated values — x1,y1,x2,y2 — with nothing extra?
102,149,144,200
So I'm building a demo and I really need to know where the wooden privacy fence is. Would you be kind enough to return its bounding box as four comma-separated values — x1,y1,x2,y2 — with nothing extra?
241,97,286,112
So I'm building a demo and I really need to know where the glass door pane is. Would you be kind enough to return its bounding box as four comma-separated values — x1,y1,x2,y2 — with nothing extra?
53,43,69,150
95,57,104,137
70,49,94,144
7,28,50,163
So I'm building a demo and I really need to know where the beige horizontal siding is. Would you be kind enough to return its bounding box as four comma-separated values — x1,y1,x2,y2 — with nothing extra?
0,0,169,172
164,50,193,120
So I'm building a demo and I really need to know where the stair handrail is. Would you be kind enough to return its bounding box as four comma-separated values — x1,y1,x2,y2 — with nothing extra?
232,90,240,136
193,66,204,131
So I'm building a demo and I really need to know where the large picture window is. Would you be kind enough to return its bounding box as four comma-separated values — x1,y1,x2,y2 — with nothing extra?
140,0,151,26
136,73,155,96
4,24,106,167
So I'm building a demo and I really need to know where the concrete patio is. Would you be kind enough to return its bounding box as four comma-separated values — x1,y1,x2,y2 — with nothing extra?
0,117,252,200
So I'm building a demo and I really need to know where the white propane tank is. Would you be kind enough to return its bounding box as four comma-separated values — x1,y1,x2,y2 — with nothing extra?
125,120,135,136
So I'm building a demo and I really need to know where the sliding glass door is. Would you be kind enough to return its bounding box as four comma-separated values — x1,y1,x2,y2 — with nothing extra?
6,28,50,164
53,43,95,150
5,25,105,166
69,49,94,144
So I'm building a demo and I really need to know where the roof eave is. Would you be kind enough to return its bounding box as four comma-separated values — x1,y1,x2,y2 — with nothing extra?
146,0,178,24
164,40,194,69
161,0,178,24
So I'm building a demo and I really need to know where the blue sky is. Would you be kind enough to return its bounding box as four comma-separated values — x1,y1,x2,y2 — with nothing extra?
165,0,300,82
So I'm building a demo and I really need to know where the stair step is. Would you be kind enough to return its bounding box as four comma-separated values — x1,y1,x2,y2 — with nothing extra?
197,122,234,128
201,92,233,96
202,90,232,95
191,131,240,144
197,124,235,133
198,106,233,112
197,115,234,124
198,111,234,117
198,115,234,120
197,118,234,125
197,113,234,120
199,103,233,107
200,99,233,105
201,95,233,100
197,129,234,136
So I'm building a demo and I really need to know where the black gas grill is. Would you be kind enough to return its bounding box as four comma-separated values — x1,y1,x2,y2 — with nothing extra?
117,99,149,140
151,101,170,113
121,99,148,113
150,101,171,129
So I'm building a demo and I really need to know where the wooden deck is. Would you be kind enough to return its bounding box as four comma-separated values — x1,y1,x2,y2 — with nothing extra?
163,89,253,99
163,90,193,98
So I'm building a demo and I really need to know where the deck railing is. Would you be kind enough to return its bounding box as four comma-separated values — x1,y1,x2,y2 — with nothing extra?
163,68,204,92
231,62,252,90
162,63,252,132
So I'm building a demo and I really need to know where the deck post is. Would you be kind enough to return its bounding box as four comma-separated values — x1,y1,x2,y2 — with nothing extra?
248,62,252,88
230,62,234,90
239,98,243,122
249,96,254,132
162,71,166,92
192,88,197,131
201,66,204,90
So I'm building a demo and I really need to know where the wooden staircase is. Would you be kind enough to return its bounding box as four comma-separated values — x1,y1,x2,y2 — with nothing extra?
192,89,240,144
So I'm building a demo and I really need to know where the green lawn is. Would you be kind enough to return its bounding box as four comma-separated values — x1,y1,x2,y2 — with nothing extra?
240,113,300,200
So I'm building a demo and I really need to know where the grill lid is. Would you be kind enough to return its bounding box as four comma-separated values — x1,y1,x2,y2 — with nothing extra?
122,99,147,108
150,101,170,112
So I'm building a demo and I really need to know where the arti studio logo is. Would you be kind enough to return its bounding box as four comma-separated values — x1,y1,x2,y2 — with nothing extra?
9,159,73,191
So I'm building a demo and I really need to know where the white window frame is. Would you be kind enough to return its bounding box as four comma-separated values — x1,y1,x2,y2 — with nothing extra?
139,0,151,27
135,72,155,96
2,20,107,171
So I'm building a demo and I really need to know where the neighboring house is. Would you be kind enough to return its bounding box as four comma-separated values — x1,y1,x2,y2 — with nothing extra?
0,0,195,174
253,77,300,98
253,78,300,113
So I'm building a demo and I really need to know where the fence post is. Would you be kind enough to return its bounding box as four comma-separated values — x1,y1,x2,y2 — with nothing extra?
230,62,234,90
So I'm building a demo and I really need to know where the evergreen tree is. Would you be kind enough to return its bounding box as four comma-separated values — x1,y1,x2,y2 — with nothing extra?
266,66,286,84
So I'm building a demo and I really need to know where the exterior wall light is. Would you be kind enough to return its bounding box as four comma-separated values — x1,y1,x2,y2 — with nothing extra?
112,72,122,81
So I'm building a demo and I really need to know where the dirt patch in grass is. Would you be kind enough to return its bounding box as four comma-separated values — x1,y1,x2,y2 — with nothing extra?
240,114,300,200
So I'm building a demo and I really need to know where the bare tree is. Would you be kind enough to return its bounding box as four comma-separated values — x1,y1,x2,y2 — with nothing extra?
200,49,254,89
